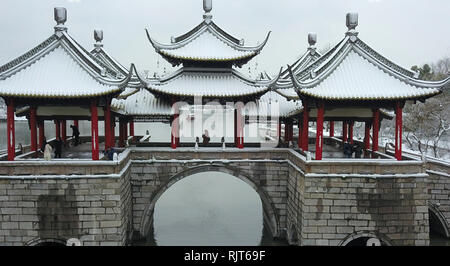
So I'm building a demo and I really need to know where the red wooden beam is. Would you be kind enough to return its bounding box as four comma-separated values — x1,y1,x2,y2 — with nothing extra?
364,122,371,150
315,102,324,160
301,100,309,151
38,121,45,152
30,107,37,156
90,99,99,160
237,104,244,149
61,120,67,143
372,109,380,158
129,118,135,142
349,121,354,144
329,121,335,137
104,102,112,150
55,119,60,140
395,102,403,161
298,119,302,149
342,121,348,142
6,98,15,161
111,115,116,147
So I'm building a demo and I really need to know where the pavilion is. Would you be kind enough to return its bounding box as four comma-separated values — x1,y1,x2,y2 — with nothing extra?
136,0,280,149
288,13,450,160
0,8,129,161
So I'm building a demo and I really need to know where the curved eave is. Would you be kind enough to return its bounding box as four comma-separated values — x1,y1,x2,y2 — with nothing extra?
91,48,129,77
297,89,442,101
288,36,448,101
0,88,122,99
145,26,271,63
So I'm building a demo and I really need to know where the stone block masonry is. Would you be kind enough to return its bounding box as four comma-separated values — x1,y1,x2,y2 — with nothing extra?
0,147,447,246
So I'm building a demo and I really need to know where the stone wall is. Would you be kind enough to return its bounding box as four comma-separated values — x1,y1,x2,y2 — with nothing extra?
426,160,450,237
0,147,447,246
0,151,132,246
130,151,290,240
298,176,429,246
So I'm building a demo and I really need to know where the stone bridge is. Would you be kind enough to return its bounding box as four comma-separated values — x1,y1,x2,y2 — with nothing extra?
0,147,449,246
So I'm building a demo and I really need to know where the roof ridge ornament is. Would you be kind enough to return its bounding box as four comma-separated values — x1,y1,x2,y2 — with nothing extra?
346,12,359,42
94,29,104,51
54,7,67,36
308,33,317,55
203,0,213,24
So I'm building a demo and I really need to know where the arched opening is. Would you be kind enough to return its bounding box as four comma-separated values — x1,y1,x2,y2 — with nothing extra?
136,166,283,246
429,206,450,245
25,238,67,246
339,232,392,246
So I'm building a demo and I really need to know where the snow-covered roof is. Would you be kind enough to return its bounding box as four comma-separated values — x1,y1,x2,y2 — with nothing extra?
138,67,280,98
272,33,322,100
0,11,126,99
111,88,172,117
91,45,129,79
146,5,270,67
289,15,450,101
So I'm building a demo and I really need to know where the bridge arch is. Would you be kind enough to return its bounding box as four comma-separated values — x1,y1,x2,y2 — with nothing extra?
338,231,394,246
25,237,67,246
428,203,450,238
139,163,281,239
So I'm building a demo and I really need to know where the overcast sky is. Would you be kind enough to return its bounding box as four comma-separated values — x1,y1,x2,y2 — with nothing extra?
1,0,449,76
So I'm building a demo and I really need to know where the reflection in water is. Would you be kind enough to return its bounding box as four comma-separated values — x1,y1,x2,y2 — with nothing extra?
134,172,287,246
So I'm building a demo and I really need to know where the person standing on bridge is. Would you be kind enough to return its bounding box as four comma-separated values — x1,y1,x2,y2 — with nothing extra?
344,139,353,158
70,124,80,146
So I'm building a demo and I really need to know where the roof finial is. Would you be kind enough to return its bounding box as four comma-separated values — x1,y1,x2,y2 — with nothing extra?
94,29,104,51
203,0,212,13
203,0,213,23
308,33,317,54
54,7,67,34
346,12,359,41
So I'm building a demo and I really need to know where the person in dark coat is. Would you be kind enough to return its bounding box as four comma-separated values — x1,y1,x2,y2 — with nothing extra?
54,137,62,158
40,137,47,153
343,140,353,158
202,130,210,145
353,143,363,158
70,124,80,146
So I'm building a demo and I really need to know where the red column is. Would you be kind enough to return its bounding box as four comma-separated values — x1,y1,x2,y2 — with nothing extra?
284,121,289,141
171,113,178,149
278,121,282,142
237,105,244,149
124,120,128,144
298,119,302,149
329,121,335,137
342,121,348,142
30,107,37,155
395,102,403,161
349,121,354,144
61,120,67,143
111,115,116,147
6,98,15,161
104,102,111,150
364,122,371,150
38,121,45,151
315,102,324,160
55,119,60,140
234,109,238,147
119,119,125,148
288,122,293,141
129,118,135,142
372,109,380,158
90,99,99,160
301,102,309,151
